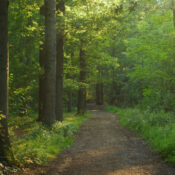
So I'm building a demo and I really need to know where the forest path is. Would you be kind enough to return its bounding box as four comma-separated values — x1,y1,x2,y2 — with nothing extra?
45,106,175,175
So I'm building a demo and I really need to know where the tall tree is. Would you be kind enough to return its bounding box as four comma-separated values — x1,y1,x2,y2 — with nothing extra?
38,5,46,122
56,0,65,121
96,83,104,105
172,0,175,27
0,0,10,162
77,45,87,114
41,0,57,126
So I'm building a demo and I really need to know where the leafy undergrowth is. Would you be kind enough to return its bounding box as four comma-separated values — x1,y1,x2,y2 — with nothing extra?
3,112,90,174
106,105,175,164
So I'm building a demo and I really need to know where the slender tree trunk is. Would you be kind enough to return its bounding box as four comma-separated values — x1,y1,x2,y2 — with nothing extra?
55,0,65,121
38,6,46,122
67,91,72,112
0,0,10,162
100,83,104,105
56,33,64,121
41,0,56,126
26,17,33,65
38,39,45,121
66,52,74,113
77,47,86,114
172,0,175,28
110,68,115,105
96,83,100,105
96,83,104,105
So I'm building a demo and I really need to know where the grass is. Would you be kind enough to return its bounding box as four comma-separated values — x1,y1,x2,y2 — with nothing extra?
8,112,90,168
105,105,175,164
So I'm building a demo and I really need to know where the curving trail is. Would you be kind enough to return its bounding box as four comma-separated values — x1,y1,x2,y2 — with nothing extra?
45,107,175,175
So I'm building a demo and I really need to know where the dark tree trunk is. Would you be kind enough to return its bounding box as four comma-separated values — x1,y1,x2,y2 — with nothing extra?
96,83,104,105
38,5,46,122
96,83,100,105
66,52,74,113
26,17,33,65
67,91,72,112
41,0,56,126
172,0,175,28
109,68,115,105
77,47,87,114
38,36,45,121
0,0,10,162
56,0,65,121
56,33,64,121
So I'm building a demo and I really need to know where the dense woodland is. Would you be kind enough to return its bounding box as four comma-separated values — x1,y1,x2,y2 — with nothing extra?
1,0,175,173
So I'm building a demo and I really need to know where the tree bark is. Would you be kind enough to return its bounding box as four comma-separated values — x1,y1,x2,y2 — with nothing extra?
0,0,10,162
26,17,33,65
38,5,46,122
172,0,175,28
96,83,104,105
66,52,74,113
56,0,65,122
77,47,87,114
41,0,57,126
67,91,72,112
38,36,45,121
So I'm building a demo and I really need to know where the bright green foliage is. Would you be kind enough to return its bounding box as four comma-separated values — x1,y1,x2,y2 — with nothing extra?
9,112,90,167
8,0,42,116
125,8,175,111
100,0,175,112
106,106,175,164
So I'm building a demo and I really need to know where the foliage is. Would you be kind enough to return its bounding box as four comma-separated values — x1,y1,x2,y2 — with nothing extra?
106,105,175,164
8,0,42,117
124,8,175,111
0,163,20,175
99,0,175,112
9,112,90,168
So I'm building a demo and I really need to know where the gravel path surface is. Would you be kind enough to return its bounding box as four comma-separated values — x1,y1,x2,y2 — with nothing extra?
45,108,175,175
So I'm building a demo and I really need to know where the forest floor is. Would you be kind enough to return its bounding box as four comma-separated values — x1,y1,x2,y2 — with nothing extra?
42,105,175,175
16,105,175,175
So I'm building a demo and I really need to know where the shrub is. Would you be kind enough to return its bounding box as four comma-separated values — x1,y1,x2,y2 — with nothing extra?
9,112,90,167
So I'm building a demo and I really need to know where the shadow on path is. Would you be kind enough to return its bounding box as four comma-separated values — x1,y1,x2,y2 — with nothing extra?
45,106,175,175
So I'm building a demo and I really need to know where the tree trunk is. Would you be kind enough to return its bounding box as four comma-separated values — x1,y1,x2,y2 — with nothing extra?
96,83,104,105
38,36,45,121
67,91,72,112
77,47,86,114
172,0,175,28
56,0,65,122
38,6,46,122
41,0,57,126
56,33,64,121
26,17,33,65
0,0,10,162
66,52,74,113
109,68,115,105
96,83,100,105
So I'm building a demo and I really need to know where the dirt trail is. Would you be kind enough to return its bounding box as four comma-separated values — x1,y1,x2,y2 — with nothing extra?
45,107,175,175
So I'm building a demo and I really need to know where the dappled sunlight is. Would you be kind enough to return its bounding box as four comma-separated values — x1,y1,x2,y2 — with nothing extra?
45,110,175,175
106,164,154,175
76,146,123,158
